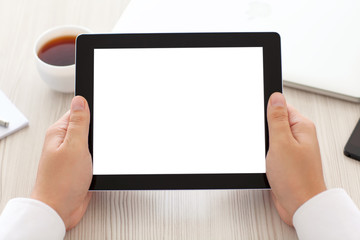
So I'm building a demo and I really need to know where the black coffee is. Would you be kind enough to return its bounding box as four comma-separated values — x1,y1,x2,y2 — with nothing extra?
38,35,76,66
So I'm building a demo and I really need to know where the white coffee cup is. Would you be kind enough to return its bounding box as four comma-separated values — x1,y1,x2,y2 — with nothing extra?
34,25,92,93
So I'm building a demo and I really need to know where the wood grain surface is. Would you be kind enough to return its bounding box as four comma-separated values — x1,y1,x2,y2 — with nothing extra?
1,0,360,239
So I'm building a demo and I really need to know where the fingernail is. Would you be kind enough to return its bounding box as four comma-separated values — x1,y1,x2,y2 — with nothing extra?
71,97,85,111
270,93,285,107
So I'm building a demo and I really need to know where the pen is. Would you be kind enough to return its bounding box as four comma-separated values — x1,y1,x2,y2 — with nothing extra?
0,119,9,128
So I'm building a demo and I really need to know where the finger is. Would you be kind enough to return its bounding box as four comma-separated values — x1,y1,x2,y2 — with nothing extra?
287,104,317,143
67,192,93,230
271,191,293,226
45,110,70,148
287,104,304,128
84,192,92,208
267,93,293,145
64,96,90,147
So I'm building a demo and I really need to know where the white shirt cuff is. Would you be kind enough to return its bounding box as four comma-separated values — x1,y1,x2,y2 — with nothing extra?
293,188,360,240
0,198,66,240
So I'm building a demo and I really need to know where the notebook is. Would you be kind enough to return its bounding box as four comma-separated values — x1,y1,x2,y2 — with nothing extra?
0,90,29,139
112,0,360,102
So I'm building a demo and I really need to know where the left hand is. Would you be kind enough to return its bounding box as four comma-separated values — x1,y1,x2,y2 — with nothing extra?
31,96,93,230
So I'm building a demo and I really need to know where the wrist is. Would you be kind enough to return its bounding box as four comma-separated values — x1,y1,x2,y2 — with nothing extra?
30,191,70,229
290,184,327,218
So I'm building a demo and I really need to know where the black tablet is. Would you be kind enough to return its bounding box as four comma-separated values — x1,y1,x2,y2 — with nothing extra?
75,33,282,190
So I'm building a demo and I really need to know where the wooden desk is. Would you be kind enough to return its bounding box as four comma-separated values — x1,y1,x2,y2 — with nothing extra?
1,1,360,239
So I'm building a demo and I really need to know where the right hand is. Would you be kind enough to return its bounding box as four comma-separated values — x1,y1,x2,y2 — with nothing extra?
266,92,327,226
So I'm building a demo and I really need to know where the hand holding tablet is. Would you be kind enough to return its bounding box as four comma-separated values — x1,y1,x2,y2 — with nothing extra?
75,32,282,190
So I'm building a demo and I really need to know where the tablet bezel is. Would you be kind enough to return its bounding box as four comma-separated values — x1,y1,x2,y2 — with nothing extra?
75,32,282,190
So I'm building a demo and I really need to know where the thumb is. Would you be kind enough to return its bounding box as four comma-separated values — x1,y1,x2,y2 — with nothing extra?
267,93,292,143
64,96,90,146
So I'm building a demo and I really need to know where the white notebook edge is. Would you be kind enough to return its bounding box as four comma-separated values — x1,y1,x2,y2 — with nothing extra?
0,90,29,140
283,80,360,103
0,121,29,140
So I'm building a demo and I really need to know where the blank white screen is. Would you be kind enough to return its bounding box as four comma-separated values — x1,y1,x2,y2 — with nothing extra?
93,47,265,174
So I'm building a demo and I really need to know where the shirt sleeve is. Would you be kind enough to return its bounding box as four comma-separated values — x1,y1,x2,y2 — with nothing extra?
0,198,66,240
293,188,360,240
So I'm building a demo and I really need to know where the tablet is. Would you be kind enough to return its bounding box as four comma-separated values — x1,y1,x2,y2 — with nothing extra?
75,33,282,190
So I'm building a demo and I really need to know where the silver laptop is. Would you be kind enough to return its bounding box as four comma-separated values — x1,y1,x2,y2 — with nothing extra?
113,0,360,102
